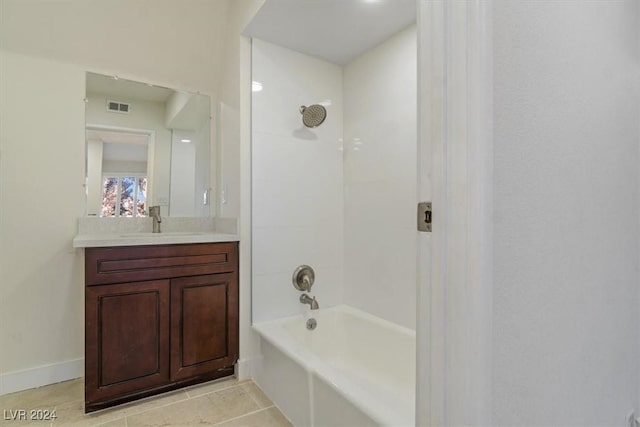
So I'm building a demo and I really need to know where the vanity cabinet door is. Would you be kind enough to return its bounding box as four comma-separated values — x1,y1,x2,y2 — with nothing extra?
170,272,238,381
85,280,170,406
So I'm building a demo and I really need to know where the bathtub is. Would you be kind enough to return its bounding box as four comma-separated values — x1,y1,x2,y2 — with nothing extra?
253,305,416,426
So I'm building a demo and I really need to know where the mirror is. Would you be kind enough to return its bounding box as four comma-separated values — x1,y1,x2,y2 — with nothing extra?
85,72,211,217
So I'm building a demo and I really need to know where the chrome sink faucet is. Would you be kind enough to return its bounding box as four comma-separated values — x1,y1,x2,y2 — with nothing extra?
149,206,162,233
300,293,319,310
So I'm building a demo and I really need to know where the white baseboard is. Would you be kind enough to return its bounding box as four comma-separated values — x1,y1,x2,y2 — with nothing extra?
236,357,256,381
0,358,83,396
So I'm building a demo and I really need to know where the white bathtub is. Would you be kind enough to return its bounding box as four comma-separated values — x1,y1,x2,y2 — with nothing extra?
253,305,416,427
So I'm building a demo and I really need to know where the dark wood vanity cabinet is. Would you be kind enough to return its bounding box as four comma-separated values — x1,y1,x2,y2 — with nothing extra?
84,242,238,412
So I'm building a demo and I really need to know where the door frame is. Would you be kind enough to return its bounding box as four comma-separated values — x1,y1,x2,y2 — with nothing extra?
416,1,494,425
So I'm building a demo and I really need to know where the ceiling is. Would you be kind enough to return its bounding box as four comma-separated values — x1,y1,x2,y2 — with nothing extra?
86,129,149,163
86,72,174,103
243,0,416,65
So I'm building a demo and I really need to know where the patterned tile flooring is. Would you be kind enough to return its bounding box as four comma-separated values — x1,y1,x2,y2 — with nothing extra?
0,377,291,427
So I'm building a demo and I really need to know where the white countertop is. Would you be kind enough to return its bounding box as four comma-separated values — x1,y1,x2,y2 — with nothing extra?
73,231,239,248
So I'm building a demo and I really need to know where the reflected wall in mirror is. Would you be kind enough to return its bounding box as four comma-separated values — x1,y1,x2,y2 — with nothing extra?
85,72,212,217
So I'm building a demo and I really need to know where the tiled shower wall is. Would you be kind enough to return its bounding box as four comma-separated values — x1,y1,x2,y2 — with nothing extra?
343,26,417,329
251,27,417,328
251,39,344,322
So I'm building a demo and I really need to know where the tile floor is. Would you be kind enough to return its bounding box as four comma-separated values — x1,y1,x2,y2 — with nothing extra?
0,377,292,427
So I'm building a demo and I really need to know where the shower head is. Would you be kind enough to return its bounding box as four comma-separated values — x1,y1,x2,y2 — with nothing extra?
299,104,327,128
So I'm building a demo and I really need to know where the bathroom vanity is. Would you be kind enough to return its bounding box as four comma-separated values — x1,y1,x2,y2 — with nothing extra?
74,69,241,411
81,240,238,412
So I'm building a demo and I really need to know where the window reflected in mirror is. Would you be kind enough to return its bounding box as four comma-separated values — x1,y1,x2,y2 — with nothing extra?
101,176,147,217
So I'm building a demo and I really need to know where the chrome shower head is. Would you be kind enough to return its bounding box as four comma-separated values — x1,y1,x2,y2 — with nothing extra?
299,104,327,128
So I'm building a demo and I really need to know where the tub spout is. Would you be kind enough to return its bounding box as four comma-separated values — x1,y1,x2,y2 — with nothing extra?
300,293,319,310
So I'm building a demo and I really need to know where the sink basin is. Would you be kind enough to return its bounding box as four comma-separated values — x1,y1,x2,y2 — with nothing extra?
119,231,208,238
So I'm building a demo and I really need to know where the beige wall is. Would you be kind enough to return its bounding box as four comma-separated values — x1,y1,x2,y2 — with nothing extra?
0,0,232,393
217,0,265,218
0,0,228,96
0,52,86,389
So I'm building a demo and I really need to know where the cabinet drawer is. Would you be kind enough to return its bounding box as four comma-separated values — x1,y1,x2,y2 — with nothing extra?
85,242,238,286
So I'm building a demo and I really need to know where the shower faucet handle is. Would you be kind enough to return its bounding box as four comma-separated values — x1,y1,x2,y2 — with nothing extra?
292,265,315,291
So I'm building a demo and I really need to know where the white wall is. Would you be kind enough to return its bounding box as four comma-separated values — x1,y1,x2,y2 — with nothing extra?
102,160,147,175
194,120,212,217
86,140,104,215
343,25,417,330
492,1,640,424
251,39,344,322
0,0,230,393
217,102,241,218
169,131,196,216
168,125,211,218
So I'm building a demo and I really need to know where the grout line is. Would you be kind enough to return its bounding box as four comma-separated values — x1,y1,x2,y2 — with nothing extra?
119,394,273,427
243,383,274,410
116,381,247,420
118,394,192,417
92,416,129,427
92,421,117,427
185,381,244,400
85,392,193,424
243,383,264,409
210,405,276,426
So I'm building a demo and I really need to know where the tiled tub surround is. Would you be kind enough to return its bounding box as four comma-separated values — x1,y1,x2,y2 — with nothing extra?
250,27,418,327
0,377,291,427
250,27,418,427
250,38,345,324
73,217,239,247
